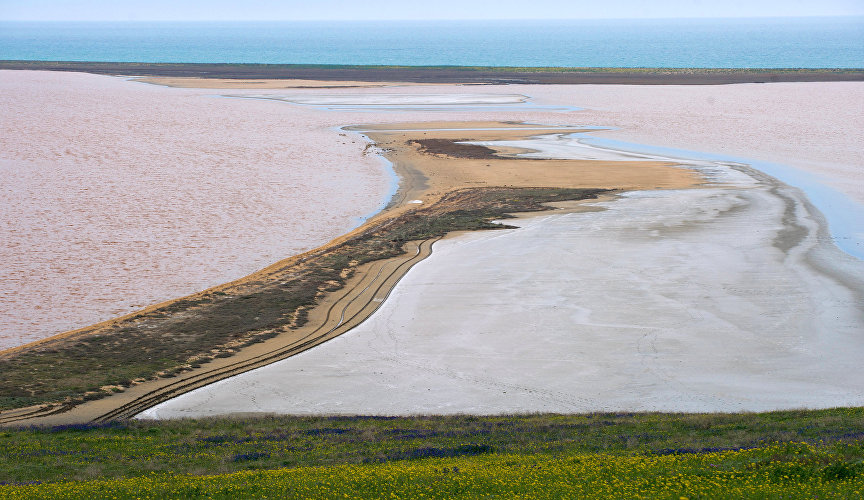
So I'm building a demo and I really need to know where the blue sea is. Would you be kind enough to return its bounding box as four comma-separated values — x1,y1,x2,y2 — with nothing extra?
1,17,863,67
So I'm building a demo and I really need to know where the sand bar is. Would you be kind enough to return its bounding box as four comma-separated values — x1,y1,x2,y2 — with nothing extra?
1,75,712,350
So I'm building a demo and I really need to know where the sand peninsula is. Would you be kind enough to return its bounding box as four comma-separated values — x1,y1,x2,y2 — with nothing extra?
1,67,863,425
0,112,698,425
143,122,864,418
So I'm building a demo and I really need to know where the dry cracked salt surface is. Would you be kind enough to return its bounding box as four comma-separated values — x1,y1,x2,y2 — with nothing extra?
140,84,864,418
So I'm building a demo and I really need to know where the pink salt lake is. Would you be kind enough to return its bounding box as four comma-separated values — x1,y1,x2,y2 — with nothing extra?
0,71,398,349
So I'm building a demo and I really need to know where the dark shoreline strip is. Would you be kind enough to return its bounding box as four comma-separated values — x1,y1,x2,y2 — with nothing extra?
2,60,864,84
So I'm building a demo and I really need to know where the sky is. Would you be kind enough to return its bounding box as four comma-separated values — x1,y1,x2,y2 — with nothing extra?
2,0,864,21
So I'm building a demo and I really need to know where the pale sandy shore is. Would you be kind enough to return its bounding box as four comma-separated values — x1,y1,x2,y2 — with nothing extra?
135,77,438,89
140,83,864,418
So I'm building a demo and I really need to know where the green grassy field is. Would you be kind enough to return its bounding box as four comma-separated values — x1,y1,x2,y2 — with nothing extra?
2,409,863,497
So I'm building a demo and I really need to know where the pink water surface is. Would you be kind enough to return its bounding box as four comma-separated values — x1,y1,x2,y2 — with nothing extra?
526,83,864,205
0,71,392,349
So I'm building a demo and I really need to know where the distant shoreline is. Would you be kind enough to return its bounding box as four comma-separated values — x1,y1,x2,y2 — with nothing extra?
3,61,864,84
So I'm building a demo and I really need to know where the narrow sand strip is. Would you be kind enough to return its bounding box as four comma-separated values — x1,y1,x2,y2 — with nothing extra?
141,143,864,418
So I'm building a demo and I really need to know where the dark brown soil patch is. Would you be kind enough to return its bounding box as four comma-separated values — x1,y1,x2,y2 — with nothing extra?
409,139,502,159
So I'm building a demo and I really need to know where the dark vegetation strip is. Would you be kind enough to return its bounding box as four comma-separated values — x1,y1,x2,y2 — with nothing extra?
89,237,441,423
409,139,504,159
0,409,862,483
2,60,863,84
0,187,606,413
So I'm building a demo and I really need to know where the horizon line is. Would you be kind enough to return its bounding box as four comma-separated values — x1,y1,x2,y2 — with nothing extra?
3,14,864,22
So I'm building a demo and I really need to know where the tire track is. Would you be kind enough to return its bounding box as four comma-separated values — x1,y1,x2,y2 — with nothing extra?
92,237,440,422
